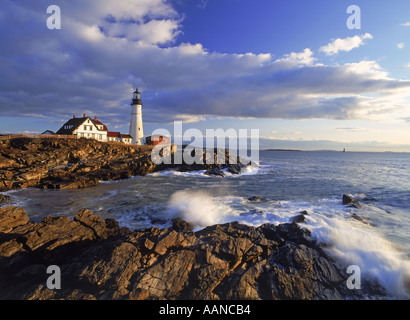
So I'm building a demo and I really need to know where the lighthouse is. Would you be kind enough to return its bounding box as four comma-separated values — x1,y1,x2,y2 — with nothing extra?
129,88,144,145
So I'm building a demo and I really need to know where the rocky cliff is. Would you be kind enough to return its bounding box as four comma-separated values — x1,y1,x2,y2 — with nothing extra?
0,206,385,300
0,138,242,192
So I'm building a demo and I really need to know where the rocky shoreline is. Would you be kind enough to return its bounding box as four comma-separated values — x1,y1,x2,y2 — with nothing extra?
0,138,244,192
0,205,385,300
0,138,387,300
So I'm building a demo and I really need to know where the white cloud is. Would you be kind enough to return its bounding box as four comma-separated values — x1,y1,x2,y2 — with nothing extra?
100,19,181,45
63,0,179,25
173,114,207,123
276,48,316,66
342,60,390,80
397,43,405,49
401,22,410,27
319,33,373,56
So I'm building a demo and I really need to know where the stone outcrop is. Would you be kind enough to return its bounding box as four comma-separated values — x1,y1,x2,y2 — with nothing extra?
0,194,10,206
155,146,250,176
0,206,29,234
291,210,308,224
0,138,156,191
247,196,267,203
342,194,362,208
0,206,385,300
0,138,245,192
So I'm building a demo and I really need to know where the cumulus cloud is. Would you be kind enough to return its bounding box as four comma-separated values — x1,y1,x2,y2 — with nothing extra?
275,48,316,66
0,1,409,128
319,33,373,56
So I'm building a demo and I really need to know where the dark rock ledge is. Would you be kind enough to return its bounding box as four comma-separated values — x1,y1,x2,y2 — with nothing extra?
0,206,385,300
0,138,247,192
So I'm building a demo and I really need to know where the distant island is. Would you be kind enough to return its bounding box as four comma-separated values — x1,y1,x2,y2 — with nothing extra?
264,149,302,152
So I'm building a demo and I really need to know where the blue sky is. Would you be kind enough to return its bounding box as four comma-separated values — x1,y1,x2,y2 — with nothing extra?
1,0,410,151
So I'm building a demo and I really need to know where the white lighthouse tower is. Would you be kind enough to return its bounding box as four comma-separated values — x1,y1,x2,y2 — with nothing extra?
129,88,144,145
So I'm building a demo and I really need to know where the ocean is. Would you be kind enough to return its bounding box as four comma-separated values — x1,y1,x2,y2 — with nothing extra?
4,150,410,299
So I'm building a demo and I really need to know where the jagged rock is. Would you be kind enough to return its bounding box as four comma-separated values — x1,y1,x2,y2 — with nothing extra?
291,210,308,224
0,208,386,300
247,196,267,202
350,213,370,225
43,176,100,190
342,194,361,208
240,209,264,216
0,207,119,259
0,206,29,233
276,222,312,246
172,218,194,232
227,164,241,174
74,209,119,239
204,168,225,177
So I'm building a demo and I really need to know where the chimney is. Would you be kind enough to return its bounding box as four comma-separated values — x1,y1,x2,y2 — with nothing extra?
73,115,76,119
95,116,97,120
83,114,86,118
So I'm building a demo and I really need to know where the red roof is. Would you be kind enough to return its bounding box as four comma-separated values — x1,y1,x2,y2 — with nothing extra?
107,131,121,138
91,119,108,131
120,134,133,139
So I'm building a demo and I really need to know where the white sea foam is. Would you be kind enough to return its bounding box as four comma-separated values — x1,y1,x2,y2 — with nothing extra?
305,209,410,299
148,170,208,178
167,190,238,228
166,190,410,298
99,180,120,184
239,165,261,176
148,163,265,178
246,198,410,299
0,189,24,195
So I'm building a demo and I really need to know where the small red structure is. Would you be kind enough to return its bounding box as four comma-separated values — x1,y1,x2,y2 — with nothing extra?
145,135,170,146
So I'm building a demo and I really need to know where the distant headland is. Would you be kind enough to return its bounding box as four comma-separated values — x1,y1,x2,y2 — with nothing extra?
264,148,302,152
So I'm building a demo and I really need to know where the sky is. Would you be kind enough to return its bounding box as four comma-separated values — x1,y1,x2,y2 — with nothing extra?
1,0,410,151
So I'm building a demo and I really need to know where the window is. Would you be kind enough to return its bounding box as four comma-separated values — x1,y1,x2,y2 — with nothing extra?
84,125,87,131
